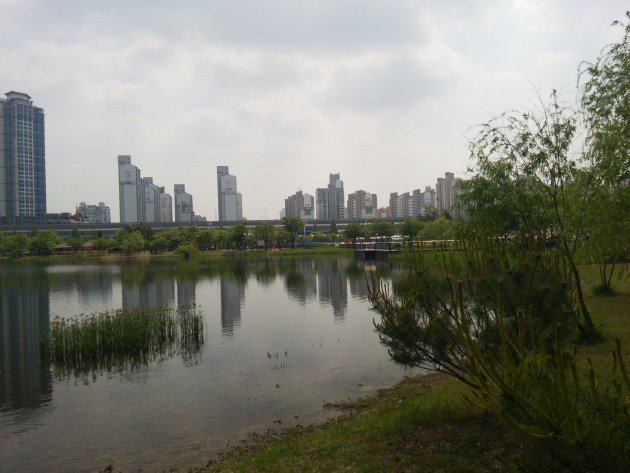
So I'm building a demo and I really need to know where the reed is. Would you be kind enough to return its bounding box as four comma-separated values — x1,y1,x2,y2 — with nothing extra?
46,304,204,377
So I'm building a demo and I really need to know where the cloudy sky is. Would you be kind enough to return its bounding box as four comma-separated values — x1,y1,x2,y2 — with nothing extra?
1,1,627,221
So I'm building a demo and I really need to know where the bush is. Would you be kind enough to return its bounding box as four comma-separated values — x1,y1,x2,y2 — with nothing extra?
175,242,197,259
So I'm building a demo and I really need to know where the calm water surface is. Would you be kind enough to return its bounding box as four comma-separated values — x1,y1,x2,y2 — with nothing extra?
0,256,412,472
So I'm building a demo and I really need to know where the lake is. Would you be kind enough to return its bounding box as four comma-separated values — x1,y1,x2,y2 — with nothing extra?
0,255,413,472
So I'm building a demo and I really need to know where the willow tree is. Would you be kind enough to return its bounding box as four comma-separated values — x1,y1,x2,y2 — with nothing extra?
580,12,630,191
579,12,630,292
462,91,597,338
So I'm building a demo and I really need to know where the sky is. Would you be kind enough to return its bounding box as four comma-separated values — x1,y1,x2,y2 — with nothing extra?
1,0,628,222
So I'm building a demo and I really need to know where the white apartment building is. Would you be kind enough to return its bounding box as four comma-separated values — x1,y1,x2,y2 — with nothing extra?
143,177,160,223
217,166,243,221
159,187,173,222
118,155,145,223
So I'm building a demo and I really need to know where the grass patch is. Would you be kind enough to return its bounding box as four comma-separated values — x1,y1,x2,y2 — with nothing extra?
45,304,204,378
201,375,528,473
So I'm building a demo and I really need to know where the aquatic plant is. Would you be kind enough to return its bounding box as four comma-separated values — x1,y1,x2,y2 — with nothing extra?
46,304,204,378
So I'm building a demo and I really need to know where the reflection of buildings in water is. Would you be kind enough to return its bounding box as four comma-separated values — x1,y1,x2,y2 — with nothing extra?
348,274,370,300
316,259,348,320
220,277,244,337
122,277,176,310
285,259,317,305
0,267,52,412
347,262,373,300
75,269,115,307
177,279,196,307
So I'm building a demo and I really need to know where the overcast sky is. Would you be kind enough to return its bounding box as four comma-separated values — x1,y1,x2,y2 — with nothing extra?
1,1,627,221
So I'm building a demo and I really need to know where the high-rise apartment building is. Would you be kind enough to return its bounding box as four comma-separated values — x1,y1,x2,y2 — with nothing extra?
217,166,242,221
328,173,345,220
143,177,160,223
436,172,459,214
285,191,314,220
159,187,173,222
0,92,46,225
78,201,111,223
315,188,329,220
174,184,193,222
347,190,378,219
118,155,145,223
413,186,437,218
389,186,437,219
388,192,399,218
316,173,345,220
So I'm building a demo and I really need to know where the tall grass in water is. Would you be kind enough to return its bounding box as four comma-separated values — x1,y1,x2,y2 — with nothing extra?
47,304,204,377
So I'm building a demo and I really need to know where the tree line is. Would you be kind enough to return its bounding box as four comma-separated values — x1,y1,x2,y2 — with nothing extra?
0,215,456,259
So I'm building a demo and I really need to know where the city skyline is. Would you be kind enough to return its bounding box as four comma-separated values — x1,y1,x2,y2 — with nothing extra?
1,2,627,221
119,154,455,223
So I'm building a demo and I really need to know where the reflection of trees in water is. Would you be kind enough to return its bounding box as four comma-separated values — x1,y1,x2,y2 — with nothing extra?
253,259,278,286
0,265,52,413
346,260,399,300
346,262,369,300
47,264,115,308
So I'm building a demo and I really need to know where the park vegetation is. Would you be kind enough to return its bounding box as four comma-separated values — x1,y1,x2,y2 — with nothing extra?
0,215,456,259
368,14,630,473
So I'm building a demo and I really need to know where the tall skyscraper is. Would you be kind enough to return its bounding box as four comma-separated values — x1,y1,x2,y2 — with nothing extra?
316,173,345,220
0,91,46,225
159,187,173,222
217,166,242,221
118,155,145,223
328,173,345,220
174,184,193,222
315,188,329,219
143,177,160,223
436,172,459,214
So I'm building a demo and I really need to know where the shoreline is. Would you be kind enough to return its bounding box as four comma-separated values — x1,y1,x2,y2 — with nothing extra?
3,246,355,264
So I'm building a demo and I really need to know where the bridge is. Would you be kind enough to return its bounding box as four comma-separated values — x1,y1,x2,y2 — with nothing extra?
354,241,402,260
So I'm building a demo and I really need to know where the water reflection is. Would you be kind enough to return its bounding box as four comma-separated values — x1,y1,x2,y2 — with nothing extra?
347,262,372,300
0,265,52,414
317,259,349,320
0,256,406,473
47,264,117,314
220,277,244,337
122,274,176,310
177,279,196,306
284,259,317,305
0,257,399,412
